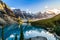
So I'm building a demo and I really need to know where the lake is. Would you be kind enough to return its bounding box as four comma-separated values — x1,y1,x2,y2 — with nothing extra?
0,23,58,40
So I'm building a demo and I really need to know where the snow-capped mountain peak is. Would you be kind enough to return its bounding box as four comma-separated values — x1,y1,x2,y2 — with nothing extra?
46,8,60,15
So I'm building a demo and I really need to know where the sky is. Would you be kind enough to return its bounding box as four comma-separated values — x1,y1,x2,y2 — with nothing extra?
2,0,60,13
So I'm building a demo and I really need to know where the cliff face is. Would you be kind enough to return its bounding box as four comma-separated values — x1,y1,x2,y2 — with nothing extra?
0,0,15,16
0,0,17,26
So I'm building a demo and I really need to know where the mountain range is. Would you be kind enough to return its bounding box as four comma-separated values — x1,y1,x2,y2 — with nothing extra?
12,9,36,19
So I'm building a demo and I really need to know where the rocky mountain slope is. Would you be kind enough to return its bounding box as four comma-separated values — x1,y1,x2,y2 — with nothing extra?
0,0,17,26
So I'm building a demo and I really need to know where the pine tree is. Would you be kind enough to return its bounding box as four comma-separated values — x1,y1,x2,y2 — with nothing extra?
20,25,24,40
1,25,4,40
29,38,31,40
15,34,17,40
17,16,24,40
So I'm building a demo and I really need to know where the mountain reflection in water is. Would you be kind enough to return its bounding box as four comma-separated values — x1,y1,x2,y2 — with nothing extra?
0,23,57,40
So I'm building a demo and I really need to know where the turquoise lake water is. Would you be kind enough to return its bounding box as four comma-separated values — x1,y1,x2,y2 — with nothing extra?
0,23,58,40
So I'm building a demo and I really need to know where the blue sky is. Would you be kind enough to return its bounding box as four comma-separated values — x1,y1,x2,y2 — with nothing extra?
2,0,60,13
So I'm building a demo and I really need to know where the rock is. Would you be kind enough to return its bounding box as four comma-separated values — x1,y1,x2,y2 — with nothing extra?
0,0,17,26
25,36,47,40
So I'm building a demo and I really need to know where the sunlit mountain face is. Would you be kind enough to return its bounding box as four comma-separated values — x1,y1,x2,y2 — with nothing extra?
46,8,60,15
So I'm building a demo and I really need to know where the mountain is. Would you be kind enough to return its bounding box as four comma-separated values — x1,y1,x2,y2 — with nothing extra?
46,8,60,15
35,11,56,19
31,14,60,36
0,0,17,26
35,8,60,19
13,9,36,19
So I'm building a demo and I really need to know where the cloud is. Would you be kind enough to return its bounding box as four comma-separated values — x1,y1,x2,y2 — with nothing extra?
11,7,16,9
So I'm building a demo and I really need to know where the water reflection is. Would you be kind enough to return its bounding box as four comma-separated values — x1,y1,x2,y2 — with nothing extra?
24,30,56,40
0,23,58,40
